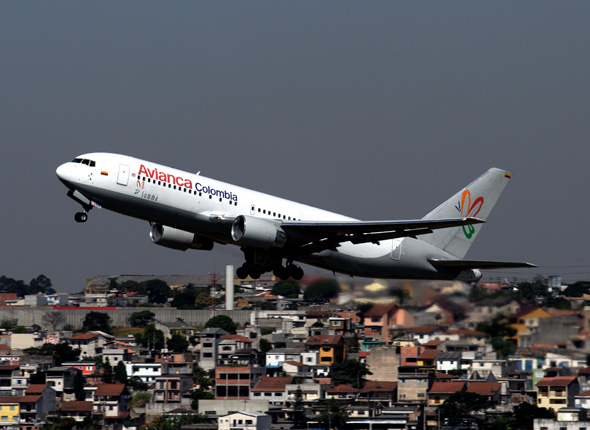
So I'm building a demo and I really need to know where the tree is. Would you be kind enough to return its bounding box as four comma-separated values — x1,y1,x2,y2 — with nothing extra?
29,274,55,294
317,399,349,430
328,359,372,388
476,314,517,357
140,413,208,430
128,310,155,327
0,318,18,330
141,279,171,304
272,280,301,298
42,311,67,331
516,277,549,302
171,284,199,309
482,402,555,430
303,279,341,302
389,287,410,305
259,338,272,366
135,324,165,350
114,361,128,384
82,311,112,333
204,315,237,334
167,334,189,352
563,281,590,297
292,385,307,430
24,342,80,365
438,391,490,427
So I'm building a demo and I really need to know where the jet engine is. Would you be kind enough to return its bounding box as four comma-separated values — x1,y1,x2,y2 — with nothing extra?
231,215,287,249
150,224,214,251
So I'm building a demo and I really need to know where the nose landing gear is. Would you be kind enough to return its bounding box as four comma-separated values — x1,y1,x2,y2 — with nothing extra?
74,212,88,223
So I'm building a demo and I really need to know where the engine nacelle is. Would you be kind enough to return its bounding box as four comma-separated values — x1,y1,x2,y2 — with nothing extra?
231,215,287,249
150,224,214,251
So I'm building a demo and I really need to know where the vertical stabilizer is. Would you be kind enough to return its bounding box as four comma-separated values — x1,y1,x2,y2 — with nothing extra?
421,168,511,259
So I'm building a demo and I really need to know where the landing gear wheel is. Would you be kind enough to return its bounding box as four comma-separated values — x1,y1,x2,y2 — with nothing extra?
74,212,88,223
236,266,249,280
273,266,289,280
287,264,304,280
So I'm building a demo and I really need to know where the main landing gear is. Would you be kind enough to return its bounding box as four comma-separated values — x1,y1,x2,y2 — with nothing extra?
236,249,305,281
236,263,304,281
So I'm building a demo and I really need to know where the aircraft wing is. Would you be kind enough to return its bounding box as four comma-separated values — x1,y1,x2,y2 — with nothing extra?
429,259,536,270
281,217,484,252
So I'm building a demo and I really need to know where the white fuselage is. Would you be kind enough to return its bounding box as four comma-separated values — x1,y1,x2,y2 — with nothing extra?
56,153,468,280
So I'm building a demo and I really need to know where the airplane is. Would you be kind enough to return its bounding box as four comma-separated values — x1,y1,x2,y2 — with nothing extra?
56,153,534,282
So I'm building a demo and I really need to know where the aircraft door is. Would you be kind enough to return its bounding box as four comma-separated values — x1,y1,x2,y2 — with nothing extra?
117,164,130,186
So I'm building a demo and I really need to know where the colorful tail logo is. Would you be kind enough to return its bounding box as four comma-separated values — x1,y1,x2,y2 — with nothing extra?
455,189,484,239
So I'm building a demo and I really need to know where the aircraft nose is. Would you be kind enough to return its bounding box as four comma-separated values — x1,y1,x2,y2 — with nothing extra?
56,163,71,182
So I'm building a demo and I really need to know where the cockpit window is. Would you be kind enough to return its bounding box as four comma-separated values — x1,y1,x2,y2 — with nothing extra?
72,158,96,167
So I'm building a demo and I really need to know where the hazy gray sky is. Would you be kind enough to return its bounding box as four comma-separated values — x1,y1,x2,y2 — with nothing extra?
1,2,589,291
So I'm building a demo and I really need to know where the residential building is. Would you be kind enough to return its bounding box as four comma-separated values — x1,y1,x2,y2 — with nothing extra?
215,366,265,400
536,376,580,409
46,366,80,398
57,401,93,423
89,383,130,428
199,328,229,371
397,367,434,403
363,304,413,342
21,384,56,422
266,348,303,368
427,381,466,406
305,335,347,365
357,381,398,406
68,331,114,358
153,375,193,403
250,376,293,405
125,362,162,384
0,398,19,427
218,411,272,430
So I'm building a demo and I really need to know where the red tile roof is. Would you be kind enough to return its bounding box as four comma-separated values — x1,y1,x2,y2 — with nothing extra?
94,384,126,396
25,385,47,395
536,376,578,387
326,384,359,394
466,382,501,395
306,335,343,346
251,376,293,392
360,381,397,392
69,333,99,340
364,304,398,318
283,361,305,367
60,401,93,412
221,334,252,343
429,381,466,394
418,349,440,360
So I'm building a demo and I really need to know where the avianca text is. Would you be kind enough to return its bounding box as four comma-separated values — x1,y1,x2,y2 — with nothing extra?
138,164,238,202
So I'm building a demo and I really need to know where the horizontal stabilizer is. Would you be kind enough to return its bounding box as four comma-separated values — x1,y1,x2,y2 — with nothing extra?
429,259,536,270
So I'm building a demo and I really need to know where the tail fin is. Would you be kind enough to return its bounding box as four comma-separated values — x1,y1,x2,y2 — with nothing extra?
421,168,511,259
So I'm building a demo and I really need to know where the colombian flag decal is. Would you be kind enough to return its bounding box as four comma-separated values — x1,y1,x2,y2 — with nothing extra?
101,171,109,176
504,173,511,179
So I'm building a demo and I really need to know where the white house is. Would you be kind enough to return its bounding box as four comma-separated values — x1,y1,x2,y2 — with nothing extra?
125,362,162,384
218,411,272,430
